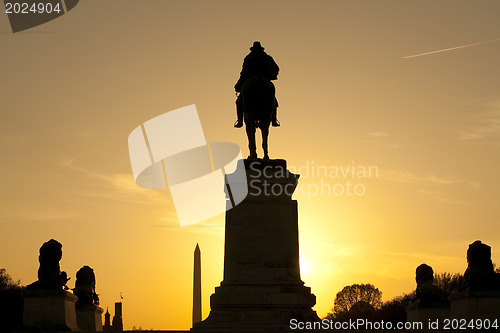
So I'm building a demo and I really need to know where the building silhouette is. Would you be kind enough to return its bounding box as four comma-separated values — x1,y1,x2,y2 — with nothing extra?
103,302,123,332
112,302,123,332
103,308,111,331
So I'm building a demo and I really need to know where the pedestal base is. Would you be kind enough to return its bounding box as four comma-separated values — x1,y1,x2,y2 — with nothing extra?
192,159,319,332
406,307,450,330
197,284,318,329
450,291,500,320
76,305,103,331
23,289,79,331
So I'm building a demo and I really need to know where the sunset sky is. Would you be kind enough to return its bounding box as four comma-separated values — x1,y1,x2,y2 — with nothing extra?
1,0,500,330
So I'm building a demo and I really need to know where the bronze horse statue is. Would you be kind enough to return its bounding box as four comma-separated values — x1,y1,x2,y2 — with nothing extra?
240,76,276,159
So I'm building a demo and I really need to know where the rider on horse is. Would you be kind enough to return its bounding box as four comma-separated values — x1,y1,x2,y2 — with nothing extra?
234,41,280,128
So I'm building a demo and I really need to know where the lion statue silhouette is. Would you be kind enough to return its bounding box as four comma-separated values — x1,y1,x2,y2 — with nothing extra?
73,265,99,306
27,239,70,290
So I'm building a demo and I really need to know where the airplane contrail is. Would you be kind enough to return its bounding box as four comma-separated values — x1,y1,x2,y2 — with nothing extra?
403,38,500,59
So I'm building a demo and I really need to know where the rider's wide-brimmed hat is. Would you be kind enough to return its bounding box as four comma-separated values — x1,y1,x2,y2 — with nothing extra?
250,41,265,51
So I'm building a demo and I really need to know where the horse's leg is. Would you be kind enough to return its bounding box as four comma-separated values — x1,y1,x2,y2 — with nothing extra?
246,122,257,159
261,123,269,160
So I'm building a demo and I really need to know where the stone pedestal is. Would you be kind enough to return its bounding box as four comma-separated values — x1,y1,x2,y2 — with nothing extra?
76,305,103,331
450,291,500,321
23,289,79,331
406,305,450,330
192,159,319,332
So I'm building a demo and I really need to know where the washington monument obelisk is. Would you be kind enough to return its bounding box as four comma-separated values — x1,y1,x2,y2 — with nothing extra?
193,243,202,325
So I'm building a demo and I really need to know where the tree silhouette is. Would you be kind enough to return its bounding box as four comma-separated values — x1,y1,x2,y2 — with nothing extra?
433,272,464,297
0,268,20,290
0,268,23,333
375,292,415,324
323,270,469,323
329,283,382,317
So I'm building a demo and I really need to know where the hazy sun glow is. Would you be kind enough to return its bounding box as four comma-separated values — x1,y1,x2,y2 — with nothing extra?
300,258,313,277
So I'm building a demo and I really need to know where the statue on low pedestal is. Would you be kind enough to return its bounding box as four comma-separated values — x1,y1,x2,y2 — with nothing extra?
73,266,99,307
464,240,500,292
413,263,449,307
27,239,69,290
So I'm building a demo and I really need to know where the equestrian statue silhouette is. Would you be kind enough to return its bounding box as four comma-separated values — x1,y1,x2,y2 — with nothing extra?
234,41,280,159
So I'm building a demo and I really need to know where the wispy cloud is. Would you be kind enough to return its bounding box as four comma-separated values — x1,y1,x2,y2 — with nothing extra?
0,211,78,222
459,100,500,145
61,155,168,207
364,132,401,148
403,38,500,59
61,155,226,231
369,132,390,137
379,169,480,189
379,169,479,204
64,131,114,138
418,190,461,204
148,218,224,236
25,214,75,220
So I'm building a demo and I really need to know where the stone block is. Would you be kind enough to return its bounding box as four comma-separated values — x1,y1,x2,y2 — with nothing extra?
23,289,79,331
269,293,298,305
76,305,103,331
450,291,500,321
406,307,450,329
